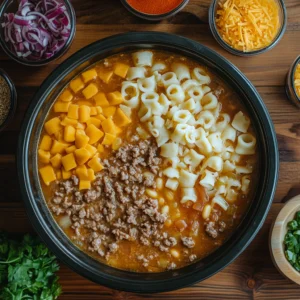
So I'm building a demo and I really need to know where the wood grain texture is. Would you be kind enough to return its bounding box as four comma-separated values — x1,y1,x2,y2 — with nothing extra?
0,0,300,298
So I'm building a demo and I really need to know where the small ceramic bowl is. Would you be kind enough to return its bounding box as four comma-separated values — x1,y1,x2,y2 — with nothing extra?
120,0,189,21
208,0,287,57
285,56,300,108
0,68,17,133
0,0,76,66
270,195,300,285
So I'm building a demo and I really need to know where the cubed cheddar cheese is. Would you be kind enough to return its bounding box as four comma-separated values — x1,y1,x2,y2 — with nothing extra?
87,168,95,181
114,107,132,127
97,144,105,153
39,165,56,186
90,107,97,116
50,153,62,168
76,122,86,130
61,116,78,127
94,93,109,107
59,89,73,102
74,148,91,165
64,125,76,143
70,78,85,93
99,70,113,84
54,130,64,142
101,118,118,135
62,169,72,180
102,133,116,146
88,156,104,172
39,135,52,151
54,101,70,113
79,180,91,190
67,104,79,120
44,117,62,136
95,114,106,121
51,140,69,155
75,131,89,148
79,105,91,123
61,153,77,171
85,144,97,156
56,170,62,180
76,165,88,180
86,124,104,144
77,100,93,106
102,106,116,118
86,117,101,128
114,63,129,78
65,145,77,153
38,149,51,164
107,91,124,105
82,68,97,83
82,83,98,99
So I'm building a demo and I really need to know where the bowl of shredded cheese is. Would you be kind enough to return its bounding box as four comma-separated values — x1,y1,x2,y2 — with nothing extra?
209,0,287,56
286,56,300,108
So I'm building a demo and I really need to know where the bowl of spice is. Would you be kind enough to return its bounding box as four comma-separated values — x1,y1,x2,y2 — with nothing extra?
0,0,76,66
120,0,189,21
270,195,300,285
0,69,17,132
286,56,300,108
209,0,287,56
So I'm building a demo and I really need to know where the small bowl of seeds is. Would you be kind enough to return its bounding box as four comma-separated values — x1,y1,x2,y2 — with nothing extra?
0,69,17,132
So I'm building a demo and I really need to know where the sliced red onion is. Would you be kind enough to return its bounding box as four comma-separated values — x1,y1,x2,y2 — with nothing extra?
1,0,72,61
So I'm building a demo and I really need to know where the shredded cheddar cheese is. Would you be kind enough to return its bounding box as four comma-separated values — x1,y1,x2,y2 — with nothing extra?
294,64,300,98
215,0,280,52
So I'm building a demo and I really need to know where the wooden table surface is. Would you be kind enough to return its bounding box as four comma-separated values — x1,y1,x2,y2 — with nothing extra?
1,0,300,298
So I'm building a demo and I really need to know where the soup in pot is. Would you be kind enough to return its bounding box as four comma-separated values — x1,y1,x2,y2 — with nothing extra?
37,50,258,272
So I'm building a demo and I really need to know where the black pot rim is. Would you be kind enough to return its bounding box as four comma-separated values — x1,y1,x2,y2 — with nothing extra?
17,32,279,293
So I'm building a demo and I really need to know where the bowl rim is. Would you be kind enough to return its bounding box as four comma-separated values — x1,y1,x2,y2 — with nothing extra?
208,0,287,57
120,0,189,21
0,68,17,132
17,32,279,293
0,0,76,67
290,56,300,102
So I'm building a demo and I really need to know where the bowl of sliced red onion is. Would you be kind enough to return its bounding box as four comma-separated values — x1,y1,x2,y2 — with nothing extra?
0,0,76,66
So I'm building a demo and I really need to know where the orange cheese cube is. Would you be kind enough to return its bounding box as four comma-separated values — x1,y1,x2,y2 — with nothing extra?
51,140,69,155
75,131,89,148
85,144,97,156
65,145,77,153
96,106,103,114
102,106,116,118
76,165,88,180
86,117,101,128
75,148,91,165
90,107,97,116
97,144,105,153
114,107,132,127
76,122,86,130
94,93,109,107
88,156,104,172
70,78,85,93
54,130,64,142
59,89,73,102
61,116,78,127
79,180,91,190
67,104,79,120
54,101,70,113
112,137,123,151
44,117,62,136
102,133,116,146
61,153,77,171
87,168,96,181
62,169,72,180
77,100,92,106
107,91,123,105
82,83,98,99
64,125,76,143
39,165,56,186
95,114,106,121
56,170,62,180
38,149,51,164
79,105,91,123
114,63,129,78
86,124,104,144
39,135,52,151
82,68,97,83
50,153,62,168
101,118,118,135
99,70,113,84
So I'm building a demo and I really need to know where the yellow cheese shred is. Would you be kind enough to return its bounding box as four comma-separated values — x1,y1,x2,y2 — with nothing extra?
294,64,300,98
215,0,280,52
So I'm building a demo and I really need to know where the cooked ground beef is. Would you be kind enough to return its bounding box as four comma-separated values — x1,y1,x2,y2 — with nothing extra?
205,220,227,239
181,237,195,248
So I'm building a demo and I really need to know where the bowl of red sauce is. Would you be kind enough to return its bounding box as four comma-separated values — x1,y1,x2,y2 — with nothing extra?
120,0,189,21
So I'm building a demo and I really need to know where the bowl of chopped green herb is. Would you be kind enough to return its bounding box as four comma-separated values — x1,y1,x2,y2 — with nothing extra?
270,195,300,285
